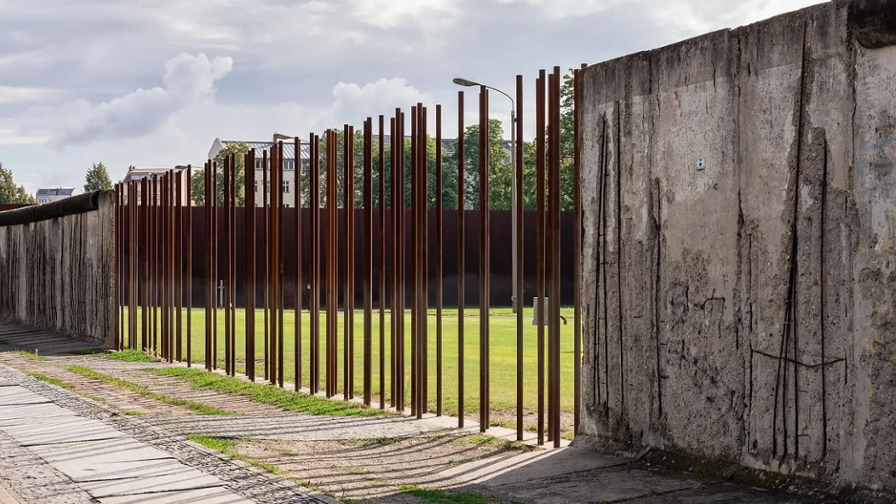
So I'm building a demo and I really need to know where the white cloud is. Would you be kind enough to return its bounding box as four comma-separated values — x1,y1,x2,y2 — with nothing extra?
0,85,63,105
318,78,434,130
40,53,232,148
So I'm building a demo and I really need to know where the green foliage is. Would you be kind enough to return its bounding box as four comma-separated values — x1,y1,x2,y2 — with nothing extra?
191,142,250,206
459,119,511,210
14,350,49,361
105,349,159,362
153,367,389,417
84,162,113,192
0,162,36,204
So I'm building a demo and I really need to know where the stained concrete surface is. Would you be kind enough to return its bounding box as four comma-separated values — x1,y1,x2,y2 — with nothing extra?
578,0,896,497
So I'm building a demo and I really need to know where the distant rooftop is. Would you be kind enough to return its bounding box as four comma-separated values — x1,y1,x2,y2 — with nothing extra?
35,187,75,197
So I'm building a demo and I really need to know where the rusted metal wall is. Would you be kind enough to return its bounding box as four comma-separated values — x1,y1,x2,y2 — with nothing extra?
0,191,115,346
118,208,576,309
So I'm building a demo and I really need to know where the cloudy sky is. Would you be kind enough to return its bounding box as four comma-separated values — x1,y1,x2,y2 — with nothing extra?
0,0,819,193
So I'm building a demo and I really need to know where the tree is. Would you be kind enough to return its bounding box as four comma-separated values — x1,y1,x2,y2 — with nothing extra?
191,142,250,206
457,119,511,209
0,163,36,204
84,162,113,192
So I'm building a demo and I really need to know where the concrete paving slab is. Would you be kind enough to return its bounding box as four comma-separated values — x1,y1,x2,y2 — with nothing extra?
0,387,52,405
78,470,224,497
97,486,254,504
0,403,76,423
28,438,172,464
0,378,13,387
3,417,126,445
442,446,631,487
491,466,700,504
59,458,187,482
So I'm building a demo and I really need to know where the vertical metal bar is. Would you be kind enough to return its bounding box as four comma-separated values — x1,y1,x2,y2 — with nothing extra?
129,180,137,350
397,110,406,413
344,124,354,401
546,72,555,442
390,117,398,409
246,150,256,381
153,175,160,356
114,183,121,351
457,91,465,428
263,150,269,380
176,170,183,362
278,141,285,387
158,175,164,356
311,134,322,394
410,106,417,417
378,115,386,410
169,170,177,363
436,104,443,417
187,165,193,367
420,104,430,418
515,74,525,441
364,118,373,406
295,138,303,391
327,129,338,398
479,86,490,432
536,70,546,446
550,66,562,447
204,165,212,371
224,156,232,375
574,63,586,436
141,178,148,352
212,163,219,369
231,157,237,376
271,145,280,385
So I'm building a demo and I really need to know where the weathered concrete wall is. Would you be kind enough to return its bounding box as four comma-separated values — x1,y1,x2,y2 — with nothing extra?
578,0,896,495
0,192,115,346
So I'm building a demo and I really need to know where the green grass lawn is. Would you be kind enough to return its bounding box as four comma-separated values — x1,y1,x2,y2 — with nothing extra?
120,306,578,416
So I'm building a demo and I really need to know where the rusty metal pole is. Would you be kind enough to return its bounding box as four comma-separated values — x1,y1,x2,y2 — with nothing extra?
378,115,386,410
129,180,137,350
327,129,338,398
436,104,444,416
397,110,406,413
278,141,285,387
457,91,465,428
295,138,303,391
410,106,417,418
263,150,270,380
169,170,177,363
536,70,546,446
551,66,563,447
246,150,256,380
363,117,373,406
389,117,398,409
344,124,355,401
114,183,121,351
224,157,233,375
187,165,193,367
478,86,490,432
176,170,184,362
574,63,586,436
546,72,555,443
140,178,147,352
271,145,280,385
212,163,220,369
311,134,322,394
363,118,373,406
154,175,161,356
420,104,430,418
203,165,210,370
160,175,168,359
515,74,525,441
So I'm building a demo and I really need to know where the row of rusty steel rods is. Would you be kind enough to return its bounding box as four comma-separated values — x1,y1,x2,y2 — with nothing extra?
410,103,429,419
536,70,547,445
272,143,285,387
548,66,563,447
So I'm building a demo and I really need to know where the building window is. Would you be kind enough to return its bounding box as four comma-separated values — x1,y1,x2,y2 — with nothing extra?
284,160,294,171
283,181,290,193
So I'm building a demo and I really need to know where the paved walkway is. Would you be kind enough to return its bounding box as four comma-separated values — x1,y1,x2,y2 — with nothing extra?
0,364,338,503
0,323,835,503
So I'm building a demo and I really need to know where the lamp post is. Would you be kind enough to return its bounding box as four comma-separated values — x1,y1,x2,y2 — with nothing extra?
453,77,519,313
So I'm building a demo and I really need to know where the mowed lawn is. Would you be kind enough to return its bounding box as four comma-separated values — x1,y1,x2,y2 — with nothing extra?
121,306,578,416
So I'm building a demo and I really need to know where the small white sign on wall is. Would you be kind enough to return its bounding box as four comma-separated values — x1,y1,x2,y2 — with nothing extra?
697,157,706,170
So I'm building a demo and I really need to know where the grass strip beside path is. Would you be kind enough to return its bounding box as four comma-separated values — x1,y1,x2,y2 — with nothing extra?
398,485,521,504
153,367,388,417
105,349,159,362
14,350,49,361
66,365,233,416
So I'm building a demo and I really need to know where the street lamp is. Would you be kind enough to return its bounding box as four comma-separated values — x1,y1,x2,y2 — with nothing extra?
453,77,519,313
